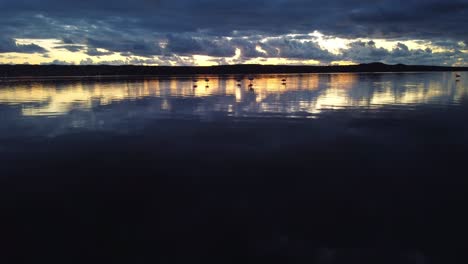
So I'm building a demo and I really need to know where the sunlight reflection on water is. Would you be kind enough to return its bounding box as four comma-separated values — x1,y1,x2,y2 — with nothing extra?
0,72,466,122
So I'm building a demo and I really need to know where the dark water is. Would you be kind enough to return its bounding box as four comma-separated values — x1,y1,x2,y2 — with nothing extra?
1,72,468,263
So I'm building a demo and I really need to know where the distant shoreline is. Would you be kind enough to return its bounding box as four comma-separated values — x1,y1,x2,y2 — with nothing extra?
1,63,467,78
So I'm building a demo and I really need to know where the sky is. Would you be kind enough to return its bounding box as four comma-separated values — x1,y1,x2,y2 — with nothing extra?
0,0,467,66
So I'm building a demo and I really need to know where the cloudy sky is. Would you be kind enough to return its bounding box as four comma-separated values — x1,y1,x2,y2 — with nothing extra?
0,0,467,66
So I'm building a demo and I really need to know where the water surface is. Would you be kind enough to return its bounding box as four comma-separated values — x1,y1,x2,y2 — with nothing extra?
1,72,468,263
0,72,466,118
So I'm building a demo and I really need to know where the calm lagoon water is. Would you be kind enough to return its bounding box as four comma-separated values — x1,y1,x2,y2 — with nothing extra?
1,72,468,263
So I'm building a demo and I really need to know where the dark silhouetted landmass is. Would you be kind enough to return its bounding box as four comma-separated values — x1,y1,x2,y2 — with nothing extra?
0,62,467,78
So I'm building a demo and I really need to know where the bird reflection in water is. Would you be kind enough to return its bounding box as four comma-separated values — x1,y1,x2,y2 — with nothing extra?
248,82,254,92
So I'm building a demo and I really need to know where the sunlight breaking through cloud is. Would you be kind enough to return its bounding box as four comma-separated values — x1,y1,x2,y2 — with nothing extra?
1,0,467,66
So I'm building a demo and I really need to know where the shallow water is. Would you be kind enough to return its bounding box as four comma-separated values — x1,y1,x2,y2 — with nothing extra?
1,72,468,263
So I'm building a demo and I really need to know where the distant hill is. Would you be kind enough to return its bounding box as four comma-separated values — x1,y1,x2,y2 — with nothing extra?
0,63,467,78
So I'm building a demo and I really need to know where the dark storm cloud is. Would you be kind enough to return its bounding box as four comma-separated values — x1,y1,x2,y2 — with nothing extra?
0,37,47,54
348,0,468,39
0,0,467,64
340,40,467,65
2,0,467,39
340,41,390,63
260,38,336,61
166,35,236,57
431,40,467,50
85,37,164,57
165,35,335,62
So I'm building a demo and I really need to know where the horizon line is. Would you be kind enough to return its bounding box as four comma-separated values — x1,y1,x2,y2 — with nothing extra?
1,62,467,68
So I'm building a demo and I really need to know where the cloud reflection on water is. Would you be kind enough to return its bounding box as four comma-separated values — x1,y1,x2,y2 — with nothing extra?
0,72,465,119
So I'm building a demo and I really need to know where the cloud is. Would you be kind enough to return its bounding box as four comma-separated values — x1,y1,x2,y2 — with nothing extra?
85,47,114,56
55,45,85,52
2,1,467,40
0,0,467,65
347,1,468,40
166,34,236,57
41,59,74,65
86,37,164,57
0,37,47,54
80,58,94,65
165,34,337,63
340,40,468,65
259,37,336,61
340,41,390,63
